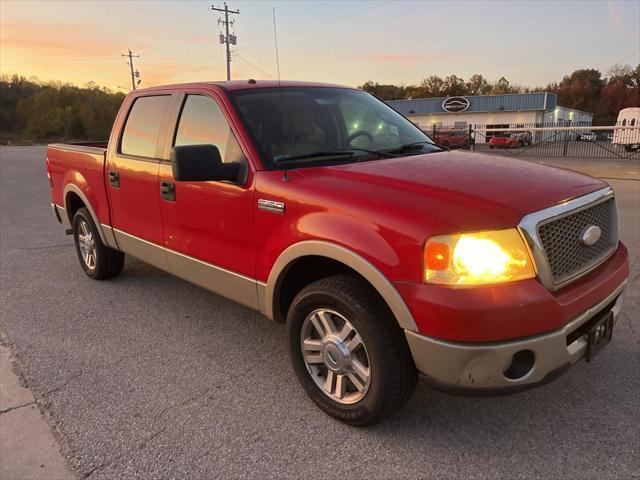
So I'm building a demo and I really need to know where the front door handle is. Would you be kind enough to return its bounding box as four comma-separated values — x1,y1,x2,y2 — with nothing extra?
108,171,120,188
160,180,175,201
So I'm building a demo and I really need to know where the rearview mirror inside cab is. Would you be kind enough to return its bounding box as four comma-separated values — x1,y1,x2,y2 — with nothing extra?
171,144,241,183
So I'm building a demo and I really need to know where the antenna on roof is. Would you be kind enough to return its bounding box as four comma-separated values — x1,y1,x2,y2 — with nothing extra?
272,7,281,86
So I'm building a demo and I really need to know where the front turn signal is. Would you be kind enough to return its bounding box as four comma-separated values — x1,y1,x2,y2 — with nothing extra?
424,229,535,286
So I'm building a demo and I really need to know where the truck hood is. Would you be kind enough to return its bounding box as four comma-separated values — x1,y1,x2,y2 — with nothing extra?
296,151,606,231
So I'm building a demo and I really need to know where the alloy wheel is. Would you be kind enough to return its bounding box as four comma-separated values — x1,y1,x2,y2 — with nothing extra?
300,308,371,404
77,220,96,270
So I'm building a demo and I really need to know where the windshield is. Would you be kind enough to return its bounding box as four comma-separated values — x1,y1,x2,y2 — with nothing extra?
230,87,438,168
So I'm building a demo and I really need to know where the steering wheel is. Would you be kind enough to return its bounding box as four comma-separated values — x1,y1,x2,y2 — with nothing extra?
347,131,375,147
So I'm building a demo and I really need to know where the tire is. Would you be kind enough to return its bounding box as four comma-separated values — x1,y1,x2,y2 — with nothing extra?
72,207,124,280
287,274,417,426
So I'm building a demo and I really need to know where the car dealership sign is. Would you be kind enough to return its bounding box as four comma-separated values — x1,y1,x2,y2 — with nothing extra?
442,97,470,113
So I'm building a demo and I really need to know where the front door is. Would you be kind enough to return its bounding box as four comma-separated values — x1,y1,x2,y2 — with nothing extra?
158,92,258,309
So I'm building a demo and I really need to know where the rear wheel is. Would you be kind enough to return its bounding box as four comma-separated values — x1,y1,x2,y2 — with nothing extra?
73,208,124,280
287,274,417,426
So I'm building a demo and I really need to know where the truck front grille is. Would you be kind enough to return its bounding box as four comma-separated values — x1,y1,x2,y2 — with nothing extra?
537,197,618,287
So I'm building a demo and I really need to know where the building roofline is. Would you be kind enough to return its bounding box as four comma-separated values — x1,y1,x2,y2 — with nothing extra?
389,91,556,103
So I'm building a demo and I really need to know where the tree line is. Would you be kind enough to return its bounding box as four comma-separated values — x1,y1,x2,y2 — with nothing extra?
360,64,639,125
0,75,125,143
1,64,638,143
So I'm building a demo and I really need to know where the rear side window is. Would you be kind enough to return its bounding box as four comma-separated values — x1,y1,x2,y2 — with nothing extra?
120,95,170,158
174,94,247,165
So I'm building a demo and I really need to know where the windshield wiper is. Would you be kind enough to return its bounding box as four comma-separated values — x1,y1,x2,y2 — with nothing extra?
386,141,444,155
273,147,396,165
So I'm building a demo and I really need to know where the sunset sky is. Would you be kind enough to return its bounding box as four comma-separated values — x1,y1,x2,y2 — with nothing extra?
1,0,639,91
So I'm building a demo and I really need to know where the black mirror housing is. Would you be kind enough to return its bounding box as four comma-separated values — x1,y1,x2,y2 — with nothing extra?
171,144,240,182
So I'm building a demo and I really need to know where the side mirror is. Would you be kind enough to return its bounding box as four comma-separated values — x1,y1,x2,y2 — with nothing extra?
171,144,240,182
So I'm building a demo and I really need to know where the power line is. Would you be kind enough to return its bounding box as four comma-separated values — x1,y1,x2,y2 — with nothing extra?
138,6,213,55
235,0,393,53
121,49,141,90
233,52,276,79
212,3,240,81
613,48,640,66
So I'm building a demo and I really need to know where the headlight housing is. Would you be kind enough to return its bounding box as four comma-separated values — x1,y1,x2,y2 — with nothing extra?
424,229,536,286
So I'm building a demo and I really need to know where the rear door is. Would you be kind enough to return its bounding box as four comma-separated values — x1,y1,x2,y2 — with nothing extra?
157,90,258,309
106,93,173,270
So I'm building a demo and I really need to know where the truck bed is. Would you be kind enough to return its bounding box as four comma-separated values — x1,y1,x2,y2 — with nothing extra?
47,141,110,226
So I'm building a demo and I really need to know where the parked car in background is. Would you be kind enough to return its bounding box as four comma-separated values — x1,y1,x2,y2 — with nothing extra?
595,131,613,142
433,130,471,149
511,131,532,146
576,132,597,142
47,80,629,426
613,107,640,152
489,136,519,149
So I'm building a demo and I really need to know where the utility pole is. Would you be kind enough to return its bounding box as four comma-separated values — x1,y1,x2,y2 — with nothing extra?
121,49,140,90
212,3,239,81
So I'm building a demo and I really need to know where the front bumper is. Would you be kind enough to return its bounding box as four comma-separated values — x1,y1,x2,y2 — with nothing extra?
405,279,626,393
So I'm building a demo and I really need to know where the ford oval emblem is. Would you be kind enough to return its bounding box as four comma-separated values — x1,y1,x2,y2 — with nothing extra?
581,225,602,246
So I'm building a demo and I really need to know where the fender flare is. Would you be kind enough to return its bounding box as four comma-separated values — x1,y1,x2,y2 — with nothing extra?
63,183,110,245
264,240,418,332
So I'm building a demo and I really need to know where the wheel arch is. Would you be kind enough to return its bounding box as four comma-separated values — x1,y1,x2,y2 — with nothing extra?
63,184,110,245
263,240,417,332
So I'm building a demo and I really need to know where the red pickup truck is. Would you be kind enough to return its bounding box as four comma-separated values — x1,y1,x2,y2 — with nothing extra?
47,81,629,426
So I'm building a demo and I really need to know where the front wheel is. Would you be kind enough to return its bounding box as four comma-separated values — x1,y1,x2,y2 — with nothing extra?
287,274,417,426
73,208,124,280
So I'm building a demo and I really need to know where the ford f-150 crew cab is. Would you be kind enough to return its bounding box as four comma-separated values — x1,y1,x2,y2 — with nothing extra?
47,81,629,426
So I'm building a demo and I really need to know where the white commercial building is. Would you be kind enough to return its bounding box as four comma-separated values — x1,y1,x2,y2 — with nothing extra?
387,93,593,143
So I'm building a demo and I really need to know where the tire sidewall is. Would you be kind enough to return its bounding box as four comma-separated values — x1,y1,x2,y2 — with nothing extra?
287,287,391,424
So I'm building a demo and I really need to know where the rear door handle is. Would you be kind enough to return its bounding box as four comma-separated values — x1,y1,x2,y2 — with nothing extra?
160,180,175,201
108,171,120,188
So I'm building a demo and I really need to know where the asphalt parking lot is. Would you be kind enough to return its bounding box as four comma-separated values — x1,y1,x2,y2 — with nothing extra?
1,146,638,479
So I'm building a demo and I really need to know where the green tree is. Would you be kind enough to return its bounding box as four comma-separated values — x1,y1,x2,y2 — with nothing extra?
548,68,604,114
1,75,125,142
418,75,445,97
466,74,491,95
442,75,468,96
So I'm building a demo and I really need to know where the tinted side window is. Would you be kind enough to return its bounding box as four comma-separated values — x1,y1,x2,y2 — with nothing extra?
175,95,247,166
120,95,170,158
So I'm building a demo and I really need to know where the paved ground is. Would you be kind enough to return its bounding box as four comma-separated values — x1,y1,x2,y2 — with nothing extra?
0,146,638,479
0,341,74,480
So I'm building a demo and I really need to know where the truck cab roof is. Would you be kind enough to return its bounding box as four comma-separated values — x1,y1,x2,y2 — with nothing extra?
133,80,352,94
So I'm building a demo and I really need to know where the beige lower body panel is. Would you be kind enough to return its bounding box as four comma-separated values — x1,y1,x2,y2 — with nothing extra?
166,249,260,310
54,204,69,225
406,280,626,390
113,229,169,271
112,229,259,310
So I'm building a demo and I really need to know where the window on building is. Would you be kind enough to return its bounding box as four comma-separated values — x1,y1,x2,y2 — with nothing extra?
120,95,171,158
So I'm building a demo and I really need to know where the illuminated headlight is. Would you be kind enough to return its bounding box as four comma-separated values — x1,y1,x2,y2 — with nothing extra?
424,229,536,286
